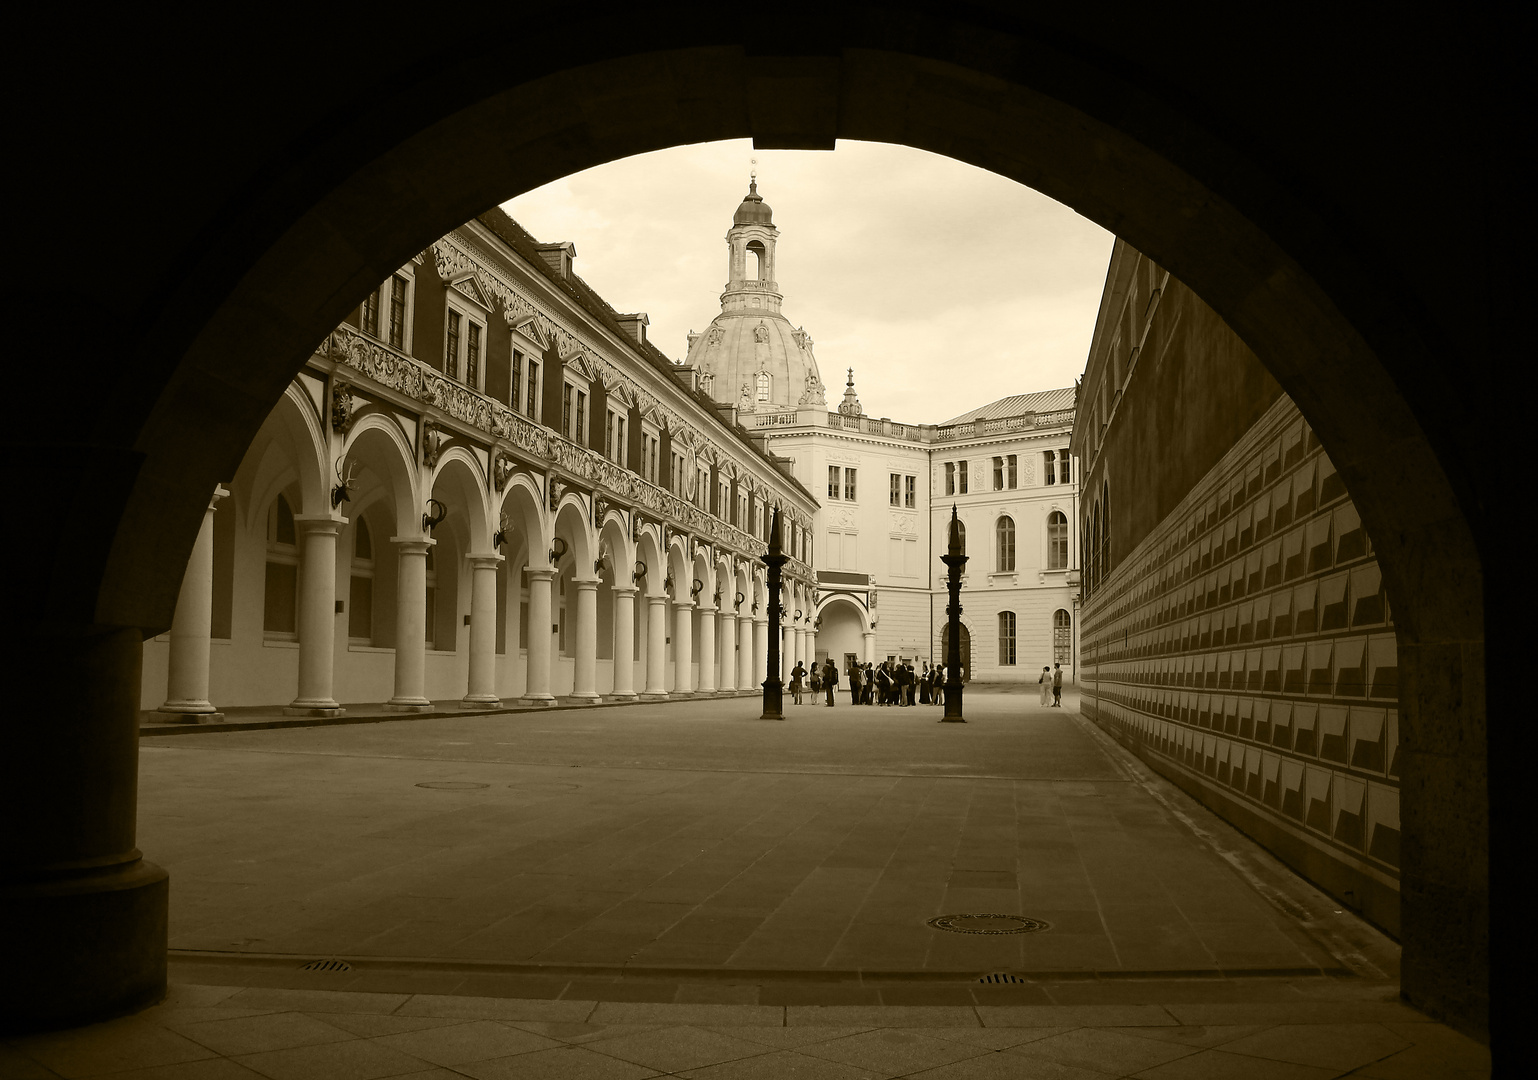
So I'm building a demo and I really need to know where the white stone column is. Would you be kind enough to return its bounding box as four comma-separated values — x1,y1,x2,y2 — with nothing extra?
461,552,503,707
795,626,807,669
287,515,345,715
611,585,638,700
156,486,228,722
571,577,600,701
673,599,694,696
863,629,877,664
807,626,818,670
641,593,670,700
521,567,556,704
386,537,435,711
782,623,794,680
754,615,769,685
738,612,754,691
697,602,717,694
718,609,737,693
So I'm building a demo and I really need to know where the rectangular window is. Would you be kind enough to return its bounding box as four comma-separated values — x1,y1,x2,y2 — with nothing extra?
361,288,379,336
388,273,407,349
890,473,901,506
348,575,373,640
526,360,539,418
1007,454,1018,488
905,475,916,508
616,417,626,466
1044,451,1056,485
958,461,968,494
828,465,840,500
844,468,857,501
575,390,586,442
999,611,1017,665
445,310,461,380
993,456,1004,490
605,411,615,459
562,384,573,438
466,322,481,387
945,462,955,496
511,350,523,410
1060,450,1071,483
262,562,297,634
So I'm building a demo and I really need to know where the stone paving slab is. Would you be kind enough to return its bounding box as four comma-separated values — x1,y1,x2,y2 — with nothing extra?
1,983,1490,1078
138,691,1358,982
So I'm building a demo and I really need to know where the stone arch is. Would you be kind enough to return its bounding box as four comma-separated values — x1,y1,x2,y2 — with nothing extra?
19,16,1501,1035
634,525,665,593
550,495,593,573
429,448,492,554
340,412,421,538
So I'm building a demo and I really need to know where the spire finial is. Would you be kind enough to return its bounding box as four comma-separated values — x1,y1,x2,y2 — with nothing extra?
846,367,854,387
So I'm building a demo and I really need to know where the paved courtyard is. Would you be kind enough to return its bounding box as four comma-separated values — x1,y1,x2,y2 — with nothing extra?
3,689,1490,1077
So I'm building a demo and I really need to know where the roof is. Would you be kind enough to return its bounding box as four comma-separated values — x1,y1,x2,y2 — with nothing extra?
939,386,1077,426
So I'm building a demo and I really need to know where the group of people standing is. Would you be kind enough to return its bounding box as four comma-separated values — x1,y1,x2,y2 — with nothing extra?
785,658,959,708
1038,663,1065,706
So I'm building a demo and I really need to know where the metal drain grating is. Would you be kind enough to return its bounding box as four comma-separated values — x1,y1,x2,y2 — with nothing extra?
299,959,353,972
415,781,490,790
978,972,1028,984
927,913,1050,935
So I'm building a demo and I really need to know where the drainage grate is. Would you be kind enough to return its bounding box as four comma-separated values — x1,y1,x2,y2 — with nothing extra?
927,913,1050,935
299,959,353,972
978,972,1028,984
415,781,490,790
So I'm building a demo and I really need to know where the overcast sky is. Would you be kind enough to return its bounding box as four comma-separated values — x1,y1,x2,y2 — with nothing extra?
502,140,1114,424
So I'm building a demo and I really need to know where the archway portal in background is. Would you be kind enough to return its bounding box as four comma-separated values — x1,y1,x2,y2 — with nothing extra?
817,597,866,673
18,24,1489,1038
939,623,971,681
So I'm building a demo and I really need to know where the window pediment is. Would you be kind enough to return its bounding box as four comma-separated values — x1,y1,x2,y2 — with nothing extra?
446,271,493,312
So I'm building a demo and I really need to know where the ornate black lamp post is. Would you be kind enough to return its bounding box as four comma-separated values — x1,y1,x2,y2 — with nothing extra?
760,507,788,720
941,504,968,722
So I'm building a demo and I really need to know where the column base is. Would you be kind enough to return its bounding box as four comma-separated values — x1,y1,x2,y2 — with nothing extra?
670,691,694,700
0,859,168,1035
380,701,434,713
518,695,556,707
147,710,226,724
458,697,502,709
606,693,639,702
566,692,602,702
638,692,671,702
282,705,346,717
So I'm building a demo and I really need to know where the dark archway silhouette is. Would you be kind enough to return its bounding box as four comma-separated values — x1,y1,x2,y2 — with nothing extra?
10,7,1512,1041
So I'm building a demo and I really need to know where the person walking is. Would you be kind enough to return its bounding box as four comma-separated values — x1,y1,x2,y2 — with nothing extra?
1038,666,1052,706
823,659,839,706
1052,663,1064,706
848,661,862,706
789,661,805,705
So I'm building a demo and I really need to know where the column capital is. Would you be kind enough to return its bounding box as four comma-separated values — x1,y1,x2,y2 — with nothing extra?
524,565,555,581
391,536,436,553
573,577,600,592
612,585,639,597
646,591,670,605
465,552,504,570
294,514,345,535
210,484,231,510
673,598,695,610
696,602,717,614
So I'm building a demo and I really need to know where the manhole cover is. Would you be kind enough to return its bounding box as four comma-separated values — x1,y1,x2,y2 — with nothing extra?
978,972,1028,984
927,914,1050,935
415,781,490,790
299,959,353,972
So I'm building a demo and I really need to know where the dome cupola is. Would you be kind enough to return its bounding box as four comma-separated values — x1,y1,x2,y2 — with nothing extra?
732,177,773,226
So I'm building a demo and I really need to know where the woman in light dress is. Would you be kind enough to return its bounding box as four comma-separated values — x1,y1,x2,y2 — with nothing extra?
1038,666,1053,706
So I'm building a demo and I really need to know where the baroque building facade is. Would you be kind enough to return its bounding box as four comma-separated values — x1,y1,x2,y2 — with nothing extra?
140,208,820,716
681,182,1081,682
1073,240,1402,933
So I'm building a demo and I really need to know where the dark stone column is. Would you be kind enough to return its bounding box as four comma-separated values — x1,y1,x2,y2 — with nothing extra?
759,508,786,720
1,625,167,1033
941,506,968,722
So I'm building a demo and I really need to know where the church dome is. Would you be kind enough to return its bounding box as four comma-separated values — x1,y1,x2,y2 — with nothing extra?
686,313,825,411
733,179,773,226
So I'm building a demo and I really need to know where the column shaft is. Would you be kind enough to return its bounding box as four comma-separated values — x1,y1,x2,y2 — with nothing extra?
738,614,754,691
718,609,737,693
290,516,343,713
387,537,433,710
461,553,502,706
673,600,694,696
159,488,225,718
697,604,717,693
754,617,769,685
522,567,555,703
642,593,670,698
571,578,600,700
611,586,638,699
863,630,877,665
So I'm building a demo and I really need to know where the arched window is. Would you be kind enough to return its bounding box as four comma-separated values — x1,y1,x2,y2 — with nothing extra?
755,371,771,403
1047,511,1068,570
746,240,765,280
956,519,967,557
263,494,298,637
998,611,1017,665
348,517,374,643
1054,609,1072,666
996,515,1015,572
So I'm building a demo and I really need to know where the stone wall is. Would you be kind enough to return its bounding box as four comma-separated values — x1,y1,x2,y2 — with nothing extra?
1080,394,1401,934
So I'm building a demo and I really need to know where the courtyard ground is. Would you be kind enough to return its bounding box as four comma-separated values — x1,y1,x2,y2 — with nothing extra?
3,687,1488,1078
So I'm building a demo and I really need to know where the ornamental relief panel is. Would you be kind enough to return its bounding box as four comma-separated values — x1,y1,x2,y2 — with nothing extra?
890,512,917,535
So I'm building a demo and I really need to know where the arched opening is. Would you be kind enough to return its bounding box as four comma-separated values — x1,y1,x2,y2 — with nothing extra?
939,621,972,680
12,15,1502,1039
1046,511,1068,571
996,515,1015,572
746,239,765,280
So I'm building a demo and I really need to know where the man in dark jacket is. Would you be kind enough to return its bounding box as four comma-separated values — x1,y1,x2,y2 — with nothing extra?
823,659,839,706
848,661,862,706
